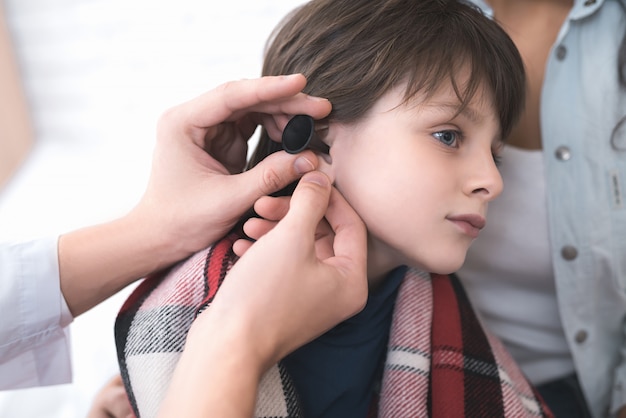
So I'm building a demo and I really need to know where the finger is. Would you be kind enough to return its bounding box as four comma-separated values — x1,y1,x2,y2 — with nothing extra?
253,195,291,222
324,187,367,271
283,171,332,236
88,377,132,418
230,150,319,206
178,75,331,132
104,387,133,418
258,113,294,143
259,116,283,143
243,217,277,241
321,188,368,316
314,218,336,260
232,239,253,257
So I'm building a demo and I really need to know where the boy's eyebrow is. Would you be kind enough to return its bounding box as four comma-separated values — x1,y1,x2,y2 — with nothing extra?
426,102,485,124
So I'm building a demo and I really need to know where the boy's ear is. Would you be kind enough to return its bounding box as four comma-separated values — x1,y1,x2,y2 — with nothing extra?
315,124,336,183
315,122,330,148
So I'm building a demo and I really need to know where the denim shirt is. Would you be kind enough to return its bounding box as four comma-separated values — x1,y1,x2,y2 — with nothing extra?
468,1,626,417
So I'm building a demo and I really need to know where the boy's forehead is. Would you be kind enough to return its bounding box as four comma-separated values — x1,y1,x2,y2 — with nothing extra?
403,81,496,115
363,76,498,127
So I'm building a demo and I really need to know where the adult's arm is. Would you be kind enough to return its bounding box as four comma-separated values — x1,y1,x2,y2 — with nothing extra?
0,75,331,389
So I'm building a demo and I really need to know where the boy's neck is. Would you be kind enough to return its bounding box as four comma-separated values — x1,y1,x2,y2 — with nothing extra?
366,240,406,290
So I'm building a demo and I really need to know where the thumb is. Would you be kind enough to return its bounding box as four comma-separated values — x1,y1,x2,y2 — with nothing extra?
233,150,319,204
283,171,332,235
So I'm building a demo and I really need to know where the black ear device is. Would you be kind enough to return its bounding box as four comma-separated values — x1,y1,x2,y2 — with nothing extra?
282,114,330,155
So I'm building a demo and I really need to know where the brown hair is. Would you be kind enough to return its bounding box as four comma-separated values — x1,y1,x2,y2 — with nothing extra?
249,0,526,170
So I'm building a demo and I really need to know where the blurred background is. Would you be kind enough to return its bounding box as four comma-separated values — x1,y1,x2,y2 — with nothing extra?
0,0,303,416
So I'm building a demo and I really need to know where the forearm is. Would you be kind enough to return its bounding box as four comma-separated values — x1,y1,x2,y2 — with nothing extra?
58,209,190,317
158,314,265,418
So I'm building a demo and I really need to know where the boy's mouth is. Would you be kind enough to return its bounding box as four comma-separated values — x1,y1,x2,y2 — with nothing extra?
446,214,486,238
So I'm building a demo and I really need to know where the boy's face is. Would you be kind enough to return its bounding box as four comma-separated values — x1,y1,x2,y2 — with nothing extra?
322,78,503,284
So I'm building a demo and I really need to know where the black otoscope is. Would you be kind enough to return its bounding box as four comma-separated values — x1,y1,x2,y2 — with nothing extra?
282,114,329,155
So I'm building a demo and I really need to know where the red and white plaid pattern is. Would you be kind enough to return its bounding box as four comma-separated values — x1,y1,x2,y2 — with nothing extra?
115,235,553,418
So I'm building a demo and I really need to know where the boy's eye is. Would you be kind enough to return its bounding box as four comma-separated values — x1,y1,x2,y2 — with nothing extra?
433,130,459,147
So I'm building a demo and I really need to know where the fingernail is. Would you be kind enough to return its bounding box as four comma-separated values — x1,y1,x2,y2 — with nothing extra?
294,156,315,174
303,172,329,187
306,95,330,102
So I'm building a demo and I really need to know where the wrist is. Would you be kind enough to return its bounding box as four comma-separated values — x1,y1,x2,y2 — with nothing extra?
126,196,203,268
187,310,271,377
58,211,185,316
159,312,266,417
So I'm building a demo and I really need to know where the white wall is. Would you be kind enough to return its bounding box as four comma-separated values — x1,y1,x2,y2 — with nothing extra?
0,0,303,416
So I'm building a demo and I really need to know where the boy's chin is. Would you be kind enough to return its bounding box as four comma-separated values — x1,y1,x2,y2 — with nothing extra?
421,255,466,275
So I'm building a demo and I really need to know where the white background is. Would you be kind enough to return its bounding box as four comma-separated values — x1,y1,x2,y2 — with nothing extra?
0,0,303,416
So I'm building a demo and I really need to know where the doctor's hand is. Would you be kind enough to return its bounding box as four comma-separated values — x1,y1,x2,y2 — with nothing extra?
59,75,332,316
133,73,332,259
159,171,367,418
222,171,367,362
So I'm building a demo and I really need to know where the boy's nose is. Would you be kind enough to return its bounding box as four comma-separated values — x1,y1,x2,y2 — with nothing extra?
466,155,503,201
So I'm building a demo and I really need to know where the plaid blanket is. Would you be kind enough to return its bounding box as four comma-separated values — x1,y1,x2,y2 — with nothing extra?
115,234,553,418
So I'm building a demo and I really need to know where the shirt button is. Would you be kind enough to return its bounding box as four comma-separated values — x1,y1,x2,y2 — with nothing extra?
561,245,578,260
575,330,588,343
555,146,571,161
556,45,567,60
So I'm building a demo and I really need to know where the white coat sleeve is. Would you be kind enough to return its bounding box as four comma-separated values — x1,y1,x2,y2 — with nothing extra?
0,236,74,389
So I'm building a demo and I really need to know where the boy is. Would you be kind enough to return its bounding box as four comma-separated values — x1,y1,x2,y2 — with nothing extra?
115,0,551,416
